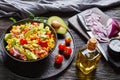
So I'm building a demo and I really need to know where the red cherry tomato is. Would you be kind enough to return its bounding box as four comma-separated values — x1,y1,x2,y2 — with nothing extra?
55,54,63,64
58,43,66,51
20,38,27,45
64,47,72,56
65,36,71,45
37,39,48,47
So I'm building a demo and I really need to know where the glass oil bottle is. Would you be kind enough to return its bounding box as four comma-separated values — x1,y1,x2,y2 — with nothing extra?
76,38,101,75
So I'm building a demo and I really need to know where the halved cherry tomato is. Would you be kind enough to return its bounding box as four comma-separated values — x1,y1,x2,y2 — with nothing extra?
20,38,27,45
65,36,71,45
58,43,66,51
64,47,72,56
55,54,63,64
38,39,48,47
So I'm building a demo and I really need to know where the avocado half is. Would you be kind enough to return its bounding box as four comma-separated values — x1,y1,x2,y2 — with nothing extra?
47,16,68,34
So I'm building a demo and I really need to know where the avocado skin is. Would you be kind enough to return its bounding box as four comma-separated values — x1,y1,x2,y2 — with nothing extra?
47,16,68,34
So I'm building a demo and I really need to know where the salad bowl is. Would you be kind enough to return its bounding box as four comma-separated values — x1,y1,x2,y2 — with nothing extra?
2,19,57,78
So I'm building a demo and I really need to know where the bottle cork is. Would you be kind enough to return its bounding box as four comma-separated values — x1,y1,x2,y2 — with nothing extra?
87,38,97,51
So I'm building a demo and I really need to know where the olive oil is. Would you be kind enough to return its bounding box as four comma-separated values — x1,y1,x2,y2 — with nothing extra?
76,38,101,75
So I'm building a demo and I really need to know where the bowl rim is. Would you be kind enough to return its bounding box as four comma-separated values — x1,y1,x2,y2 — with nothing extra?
108,38,120,55
3,18,58,63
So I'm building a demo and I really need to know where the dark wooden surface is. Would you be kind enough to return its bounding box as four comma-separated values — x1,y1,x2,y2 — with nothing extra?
0,6,120,80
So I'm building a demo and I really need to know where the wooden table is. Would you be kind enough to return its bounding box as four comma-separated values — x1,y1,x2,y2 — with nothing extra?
0,6,120,80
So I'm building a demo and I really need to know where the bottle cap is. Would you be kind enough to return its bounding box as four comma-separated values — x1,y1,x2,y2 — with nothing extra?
87,38,97,50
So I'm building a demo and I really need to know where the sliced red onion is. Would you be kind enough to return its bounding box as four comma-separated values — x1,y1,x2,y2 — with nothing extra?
12,47,24,58
93,30,109,42
84,11,112,42
91,13,100,21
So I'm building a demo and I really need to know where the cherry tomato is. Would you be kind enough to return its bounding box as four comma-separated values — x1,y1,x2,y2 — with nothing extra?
20,38,27,45
64,47,72,56
55,54,63,64
58,43,66,51
65,36,71,45
38,39,48,47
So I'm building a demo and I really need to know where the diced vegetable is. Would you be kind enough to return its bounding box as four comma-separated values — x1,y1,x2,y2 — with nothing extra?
25,50,38,60
14,45,25,55
24,29,34,38
5,33,12,41
12,47,24,58
12,38,16,47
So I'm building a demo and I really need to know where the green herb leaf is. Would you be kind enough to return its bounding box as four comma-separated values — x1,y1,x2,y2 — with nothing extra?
9,17,17,23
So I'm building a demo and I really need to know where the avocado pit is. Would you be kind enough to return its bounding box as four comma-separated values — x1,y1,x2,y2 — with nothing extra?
51,20,61,29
